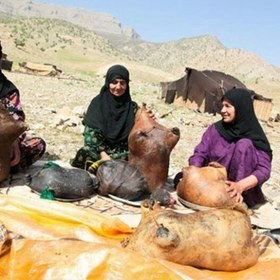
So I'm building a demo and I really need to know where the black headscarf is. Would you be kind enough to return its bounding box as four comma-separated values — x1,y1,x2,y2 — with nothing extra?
83,64,136,144
215,88,272,159
0,42,18,99
0,72,19,99
0,41,2,60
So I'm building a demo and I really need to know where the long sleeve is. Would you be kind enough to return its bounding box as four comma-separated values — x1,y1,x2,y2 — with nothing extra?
188,124,238,170
188,137,209,167
251,149,272,185
189,124,272,185
83,125,130,160
2,91,25,122
188,125,216,167
83,125,106,155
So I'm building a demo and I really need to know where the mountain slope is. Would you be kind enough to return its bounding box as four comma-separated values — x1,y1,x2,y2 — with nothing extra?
0,1,280,105
1,0,279,81
0,17,177,83
0,0,139,38
117,35,280,80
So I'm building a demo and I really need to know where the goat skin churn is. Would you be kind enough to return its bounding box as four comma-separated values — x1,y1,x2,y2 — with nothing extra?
128,104,180,193
122,202,259,272
177,162,236,208
96,159,149,201
27,165,99,200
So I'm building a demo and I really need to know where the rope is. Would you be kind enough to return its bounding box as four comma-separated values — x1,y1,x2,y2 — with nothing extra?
201,72,227,94
85,159,105,174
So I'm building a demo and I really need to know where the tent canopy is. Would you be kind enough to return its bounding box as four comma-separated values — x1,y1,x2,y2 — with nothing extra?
161,67,272,120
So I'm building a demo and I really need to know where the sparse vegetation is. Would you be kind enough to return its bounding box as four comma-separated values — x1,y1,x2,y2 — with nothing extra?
0,16,280,109
14,38,25,48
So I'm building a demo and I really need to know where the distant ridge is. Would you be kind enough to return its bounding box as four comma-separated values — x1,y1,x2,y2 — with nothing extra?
0,0,140,38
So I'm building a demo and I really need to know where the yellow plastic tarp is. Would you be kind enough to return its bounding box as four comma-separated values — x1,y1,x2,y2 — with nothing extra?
1,194,280,279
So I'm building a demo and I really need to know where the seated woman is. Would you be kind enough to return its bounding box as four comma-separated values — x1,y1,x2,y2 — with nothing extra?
0,41,46,172
70,64,139,172
174,88,272,208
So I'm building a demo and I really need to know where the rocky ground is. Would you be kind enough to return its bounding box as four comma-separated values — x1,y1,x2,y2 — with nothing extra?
2,70,280,211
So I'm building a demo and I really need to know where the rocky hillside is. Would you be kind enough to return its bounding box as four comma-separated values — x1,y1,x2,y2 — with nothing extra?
0,16,178,84
1,0,280,106
1,1,279,78
0,0,139,38
121,35,280,80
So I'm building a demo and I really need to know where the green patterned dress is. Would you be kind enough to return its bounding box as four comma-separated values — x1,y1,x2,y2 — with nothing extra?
70,102,138,171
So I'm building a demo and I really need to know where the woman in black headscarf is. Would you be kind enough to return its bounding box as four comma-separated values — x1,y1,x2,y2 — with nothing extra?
70,64,139,172
0,41,46,173
175,88,272,208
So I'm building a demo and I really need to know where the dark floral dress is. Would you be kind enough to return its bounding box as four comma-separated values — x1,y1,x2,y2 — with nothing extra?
2,91,46,169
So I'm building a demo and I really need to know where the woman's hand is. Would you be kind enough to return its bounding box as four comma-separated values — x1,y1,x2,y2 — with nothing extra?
225,180,244,203
10,140,21,167
100,151,111,161
225,175,258,203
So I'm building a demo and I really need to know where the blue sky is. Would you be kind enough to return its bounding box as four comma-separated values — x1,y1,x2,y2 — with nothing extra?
42,0,280,68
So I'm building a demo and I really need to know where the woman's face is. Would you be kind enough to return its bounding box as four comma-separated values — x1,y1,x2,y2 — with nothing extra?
109,78,127,97
221,100,235,123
